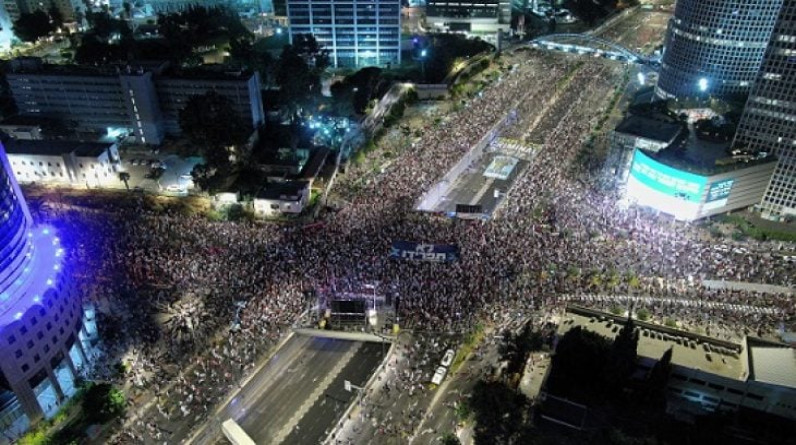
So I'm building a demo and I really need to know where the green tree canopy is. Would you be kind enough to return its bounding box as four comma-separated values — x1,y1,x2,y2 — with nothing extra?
13,10,56,43
179,90,248,169
276,34,329,117
47,2,65,28
330,67,387,116
603,316,640,395
82,383,126,424
470,380,529,444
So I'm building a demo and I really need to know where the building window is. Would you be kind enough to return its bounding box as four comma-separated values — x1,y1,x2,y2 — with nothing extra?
19,326,27,335
15,349,22,358
7,335,16,345
21,364,29,372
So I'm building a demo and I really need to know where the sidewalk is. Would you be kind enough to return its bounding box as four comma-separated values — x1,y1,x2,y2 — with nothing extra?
326,332,412,444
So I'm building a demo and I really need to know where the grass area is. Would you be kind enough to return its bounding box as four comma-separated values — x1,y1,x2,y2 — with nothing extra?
451,323,485,374
716,214,796,242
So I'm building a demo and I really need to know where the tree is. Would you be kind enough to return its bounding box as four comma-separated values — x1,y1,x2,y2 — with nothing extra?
645,347,672,410
603,316,639,396
441,432,461,445
190,163,215,192
330,81,355,117
546,326,612,403
82,383,126,423
422,33,493,83
13,10,55,42
470,380,529,444
329,66,386,117
122,1,133,20
276,34,328,117
119,172,131,191
47,2,65,29
179,91,248,170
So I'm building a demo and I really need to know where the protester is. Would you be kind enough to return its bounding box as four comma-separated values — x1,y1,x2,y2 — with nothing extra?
42,49,794,443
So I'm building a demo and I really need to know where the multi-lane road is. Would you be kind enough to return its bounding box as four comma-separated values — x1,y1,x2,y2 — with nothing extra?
189,334,383,445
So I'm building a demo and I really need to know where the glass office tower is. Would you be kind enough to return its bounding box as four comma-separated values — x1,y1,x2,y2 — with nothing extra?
656,0,783,99
732,0,796,219
287,0,401,68
0,142,97,440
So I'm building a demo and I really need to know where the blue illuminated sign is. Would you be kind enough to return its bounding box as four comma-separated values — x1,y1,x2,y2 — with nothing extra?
629,150,707,202
706,179,733,202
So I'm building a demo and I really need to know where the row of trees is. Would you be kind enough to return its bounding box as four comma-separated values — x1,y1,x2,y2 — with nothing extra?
12,4,64,43
69,6,254,64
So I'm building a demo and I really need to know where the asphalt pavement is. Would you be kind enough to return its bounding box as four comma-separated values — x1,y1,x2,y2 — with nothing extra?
188,334,383,445
283,341,384,445
412,334,502,444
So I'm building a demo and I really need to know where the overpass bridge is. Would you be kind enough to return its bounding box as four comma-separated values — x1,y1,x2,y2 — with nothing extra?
529,33,660,68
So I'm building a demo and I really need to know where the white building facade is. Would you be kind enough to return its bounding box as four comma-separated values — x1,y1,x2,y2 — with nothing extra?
253,181,310,217
4,140,121,188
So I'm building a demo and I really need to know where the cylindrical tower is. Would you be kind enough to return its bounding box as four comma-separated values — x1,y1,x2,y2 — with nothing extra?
0,143,96,439
655,0,783,100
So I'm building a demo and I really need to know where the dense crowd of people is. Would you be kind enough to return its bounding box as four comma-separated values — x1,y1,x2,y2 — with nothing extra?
37,48,795,443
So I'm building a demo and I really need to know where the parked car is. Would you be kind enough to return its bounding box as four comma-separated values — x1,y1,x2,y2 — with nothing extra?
431,366,448,385
441,349,455,367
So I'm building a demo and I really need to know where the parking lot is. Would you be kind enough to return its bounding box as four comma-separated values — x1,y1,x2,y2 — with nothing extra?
117,153,202,194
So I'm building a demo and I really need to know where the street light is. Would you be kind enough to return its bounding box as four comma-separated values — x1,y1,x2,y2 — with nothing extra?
698,77,708,93
415,48,428,81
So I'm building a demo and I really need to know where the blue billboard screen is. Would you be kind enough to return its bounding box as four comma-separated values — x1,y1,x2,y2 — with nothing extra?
629,150,707,202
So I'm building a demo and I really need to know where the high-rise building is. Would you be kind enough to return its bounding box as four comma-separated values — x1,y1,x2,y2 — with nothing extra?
656,0,784,100
3,0,81,21
425,0,511,41
5,58,265,146
287,0,401,68
732,0,796,220
0,142,97,439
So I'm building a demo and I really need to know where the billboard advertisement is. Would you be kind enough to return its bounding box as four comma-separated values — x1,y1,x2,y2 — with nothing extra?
629,150,707,201
706,179,734,202
626,150,708,220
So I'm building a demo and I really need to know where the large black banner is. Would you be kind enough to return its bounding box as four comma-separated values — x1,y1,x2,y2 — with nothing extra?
390,241,459,262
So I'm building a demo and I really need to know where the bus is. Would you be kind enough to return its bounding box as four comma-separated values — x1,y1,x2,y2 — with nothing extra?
221,419,256,445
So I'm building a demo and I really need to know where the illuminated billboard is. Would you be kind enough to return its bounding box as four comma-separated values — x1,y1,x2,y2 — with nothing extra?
626,150,708,220
629,150,707,201
706,179,733,202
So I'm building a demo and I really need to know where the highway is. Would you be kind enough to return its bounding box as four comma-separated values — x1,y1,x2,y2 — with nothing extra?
189,334,381,445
